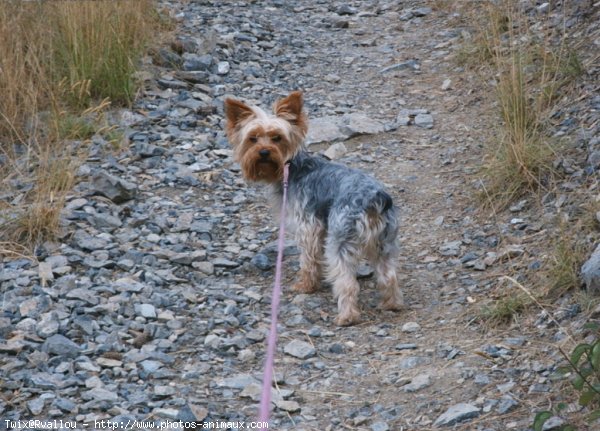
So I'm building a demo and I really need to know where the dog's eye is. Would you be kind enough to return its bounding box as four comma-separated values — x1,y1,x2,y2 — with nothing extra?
249,136,258,143
271,135,281,142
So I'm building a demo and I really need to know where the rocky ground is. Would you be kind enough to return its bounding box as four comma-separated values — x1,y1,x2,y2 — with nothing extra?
1,0,600,430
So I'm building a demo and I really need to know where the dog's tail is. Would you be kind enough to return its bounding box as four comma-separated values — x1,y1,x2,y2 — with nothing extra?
368,190,393,214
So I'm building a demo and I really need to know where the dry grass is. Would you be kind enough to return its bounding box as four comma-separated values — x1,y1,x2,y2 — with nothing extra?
545,234,588,299
541,202,599,300
478,292,532,326
0,0,159,249
458,1,584,210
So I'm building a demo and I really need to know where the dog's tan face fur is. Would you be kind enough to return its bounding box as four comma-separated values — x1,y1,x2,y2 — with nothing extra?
224,91,308,183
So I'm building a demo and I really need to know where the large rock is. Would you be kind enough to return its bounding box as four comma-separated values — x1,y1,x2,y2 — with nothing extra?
341,113,386,136
90,170,138,203
581,244,600,294
305,116,350,145
305,113,386,146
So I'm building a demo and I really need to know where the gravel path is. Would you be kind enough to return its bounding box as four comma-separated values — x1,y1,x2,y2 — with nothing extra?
3,1,598,430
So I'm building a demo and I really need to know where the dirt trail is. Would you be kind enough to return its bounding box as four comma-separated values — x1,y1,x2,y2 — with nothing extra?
223,3,531,429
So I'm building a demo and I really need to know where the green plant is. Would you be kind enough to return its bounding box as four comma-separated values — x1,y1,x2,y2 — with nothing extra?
533,334,600,430
533,409,576,431
478,293,531,325
55,113,97,140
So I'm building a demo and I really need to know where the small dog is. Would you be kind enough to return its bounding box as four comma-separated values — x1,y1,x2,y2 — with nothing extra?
224,91,404,326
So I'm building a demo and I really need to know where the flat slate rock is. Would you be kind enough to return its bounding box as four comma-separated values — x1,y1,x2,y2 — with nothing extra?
434,403,481,427
284,339,316,359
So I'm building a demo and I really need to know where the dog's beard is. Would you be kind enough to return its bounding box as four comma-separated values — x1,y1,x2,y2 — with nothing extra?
240,147,284,183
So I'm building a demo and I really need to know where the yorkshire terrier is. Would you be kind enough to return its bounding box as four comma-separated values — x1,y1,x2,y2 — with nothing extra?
224,91,404,326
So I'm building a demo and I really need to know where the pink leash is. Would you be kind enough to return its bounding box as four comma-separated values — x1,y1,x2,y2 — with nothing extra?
258,162,290,428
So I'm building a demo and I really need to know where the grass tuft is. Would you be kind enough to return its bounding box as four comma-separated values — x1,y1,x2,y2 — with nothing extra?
460,0,583,210
0,0,160,249
479,293,531,326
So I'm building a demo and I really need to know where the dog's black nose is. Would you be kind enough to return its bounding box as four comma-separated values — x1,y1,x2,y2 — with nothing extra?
259,149,270,158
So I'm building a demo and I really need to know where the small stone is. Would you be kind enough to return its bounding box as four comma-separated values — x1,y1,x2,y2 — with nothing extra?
380,60,420,74
441,79,452,90
114,277,145,292
284,339,316,359
240,383,263,401
331,18,349,28
238,349,255,362
496,396,519,414
154,385,176,397
402,321,421,333
54,398,76,413
474,374,490,385
274,400,301,413
138,304,157,319
413,7,432,17
323,142,348,160
337,4,356,15
250,253,271,271
403,374,432,392
371,422,390,431
204,334,221,348
542,416,565,431
415,113,434,129
537,3,550,14
440,240,462,256
217,61,230,75
27,396,48,415
329,343,345,354
399,356,430,369
85,376,104,388
581,243,600,294
193,261,215,275
153,408,180,419
509,199,527,212
96,357,123,368
83,388,119,402
157,77,189,90
212,257,239,268
178,404,208,422
434,403,481,427
90,170,137,203
42,334,81,358
20,297,42,317
36,313,60,338
395,343,418,350
216,374,258,389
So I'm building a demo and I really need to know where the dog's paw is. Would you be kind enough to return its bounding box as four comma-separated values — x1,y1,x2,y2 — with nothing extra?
380,298,405,311
291,279,319,294
334,310,361,327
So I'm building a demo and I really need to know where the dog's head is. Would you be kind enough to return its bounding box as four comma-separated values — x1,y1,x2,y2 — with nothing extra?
224,91,308,183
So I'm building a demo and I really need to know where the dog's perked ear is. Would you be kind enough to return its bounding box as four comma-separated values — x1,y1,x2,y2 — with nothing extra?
273,91,308,137
224,98,255,144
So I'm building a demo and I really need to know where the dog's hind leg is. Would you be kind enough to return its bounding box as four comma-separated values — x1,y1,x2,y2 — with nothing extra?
291,218,325,294
324,234,362,326
371,213,404,311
